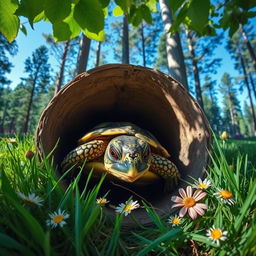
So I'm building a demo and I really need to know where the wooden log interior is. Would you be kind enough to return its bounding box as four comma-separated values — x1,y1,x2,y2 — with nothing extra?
36,64,211,226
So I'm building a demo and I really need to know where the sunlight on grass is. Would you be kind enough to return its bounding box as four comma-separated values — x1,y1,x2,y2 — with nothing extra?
0,135,255,255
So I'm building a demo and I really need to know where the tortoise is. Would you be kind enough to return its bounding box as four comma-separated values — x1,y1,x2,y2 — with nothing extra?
61,122,180,191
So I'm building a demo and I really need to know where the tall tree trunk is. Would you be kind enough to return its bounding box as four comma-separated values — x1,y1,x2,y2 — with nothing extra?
240,25,256,71
141,22,146,66
227,93,239,135
122,15,129,64
54,40,70,95
23,77,37,133
95,41,102,67
248,71,256,101
185,30,204,109
76,34,91,75
239,53,256,134
0,99,8,133
159,0,188,89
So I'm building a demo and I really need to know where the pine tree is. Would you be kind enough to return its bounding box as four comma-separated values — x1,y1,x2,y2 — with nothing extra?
226,32,256,134
0,34,18,133
44,34,79,95
155,33,168,73
202,76,222,132
159,0,188,88
130,14,162,67
75,34,91,75
22,46,51,133
220,73,241,136
183,30,222,110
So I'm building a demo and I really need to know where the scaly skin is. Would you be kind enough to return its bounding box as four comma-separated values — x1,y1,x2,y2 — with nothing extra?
61,137,180,190
61,140,107,169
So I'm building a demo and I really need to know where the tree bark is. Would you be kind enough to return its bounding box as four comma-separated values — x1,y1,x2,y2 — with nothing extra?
95,41,102,67
54,40,70,95
141,22,146,66
23,76,37,133
75,34,91,75
122,15,129,64
159,0,188,89
248,71,256,101
185,30,204,109
240,25,256,71
239,53,256,134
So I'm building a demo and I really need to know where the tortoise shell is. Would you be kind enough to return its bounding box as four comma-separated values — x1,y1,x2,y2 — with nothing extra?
78,122,170,158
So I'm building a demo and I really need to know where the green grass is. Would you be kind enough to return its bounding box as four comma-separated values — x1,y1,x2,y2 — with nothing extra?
0,135,255,255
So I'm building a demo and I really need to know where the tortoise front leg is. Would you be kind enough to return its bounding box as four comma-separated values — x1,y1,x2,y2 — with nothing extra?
150,153,180,192
61,139,107,170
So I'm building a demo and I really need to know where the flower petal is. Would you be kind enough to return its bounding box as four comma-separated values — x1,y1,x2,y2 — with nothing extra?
188,207,198,220
193,205,205,216
178,188,187,198
196,203,208,209
171,203,184,208
194,191,207,201
171,196,183,203
186,186,192,197
193,189,202,198
179,206,188,217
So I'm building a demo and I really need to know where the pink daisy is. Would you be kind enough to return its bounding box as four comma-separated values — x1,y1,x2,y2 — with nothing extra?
171,186,208,220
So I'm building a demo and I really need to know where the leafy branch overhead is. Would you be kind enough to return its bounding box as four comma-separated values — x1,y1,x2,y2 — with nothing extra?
0,0,255,42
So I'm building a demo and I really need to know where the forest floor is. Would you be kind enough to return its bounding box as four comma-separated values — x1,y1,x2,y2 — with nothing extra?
0,135,255,255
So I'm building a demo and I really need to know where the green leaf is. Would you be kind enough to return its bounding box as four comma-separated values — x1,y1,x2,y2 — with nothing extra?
113,6,123,16
53,6,81,41
187,0,210,32
84,29,105,41
74,0,104,33
74,186,82,256
44,0,71,23
146,0,157,12
15,0,45,27
33,11,46,23
114,0,131,14
129,5,143,27
0,233,23,250
0,0,19,42
53,22,72,41
170,2,189,34
20,24,27,35
99,0,110,8
168,0,185,13
136,229,182,256
189,233,219,247
141,5,152,24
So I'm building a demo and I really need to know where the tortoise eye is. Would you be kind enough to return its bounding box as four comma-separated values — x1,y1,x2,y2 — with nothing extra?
109,147,119,160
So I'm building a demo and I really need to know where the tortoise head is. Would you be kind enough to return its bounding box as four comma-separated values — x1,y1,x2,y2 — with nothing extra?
104,135,151,182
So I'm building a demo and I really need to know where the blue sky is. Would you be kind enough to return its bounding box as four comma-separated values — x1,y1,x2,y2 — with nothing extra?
6,18,250,110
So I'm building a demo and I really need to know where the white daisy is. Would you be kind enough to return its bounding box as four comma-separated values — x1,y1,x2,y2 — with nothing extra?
168,215,182,227
207,226,228,246
115,199,140,216
96,197,109,206
193,178,211,190
46,209,70,228
214,188,235,205
17,192,43,206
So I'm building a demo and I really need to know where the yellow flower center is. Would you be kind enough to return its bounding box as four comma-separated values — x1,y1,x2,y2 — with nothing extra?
124,204,133,211
97,198,107,205
53,215,64,223
197,184,207,189
210,229,222,240
182,197,196,207
172,218,180,225
220,190,233,199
